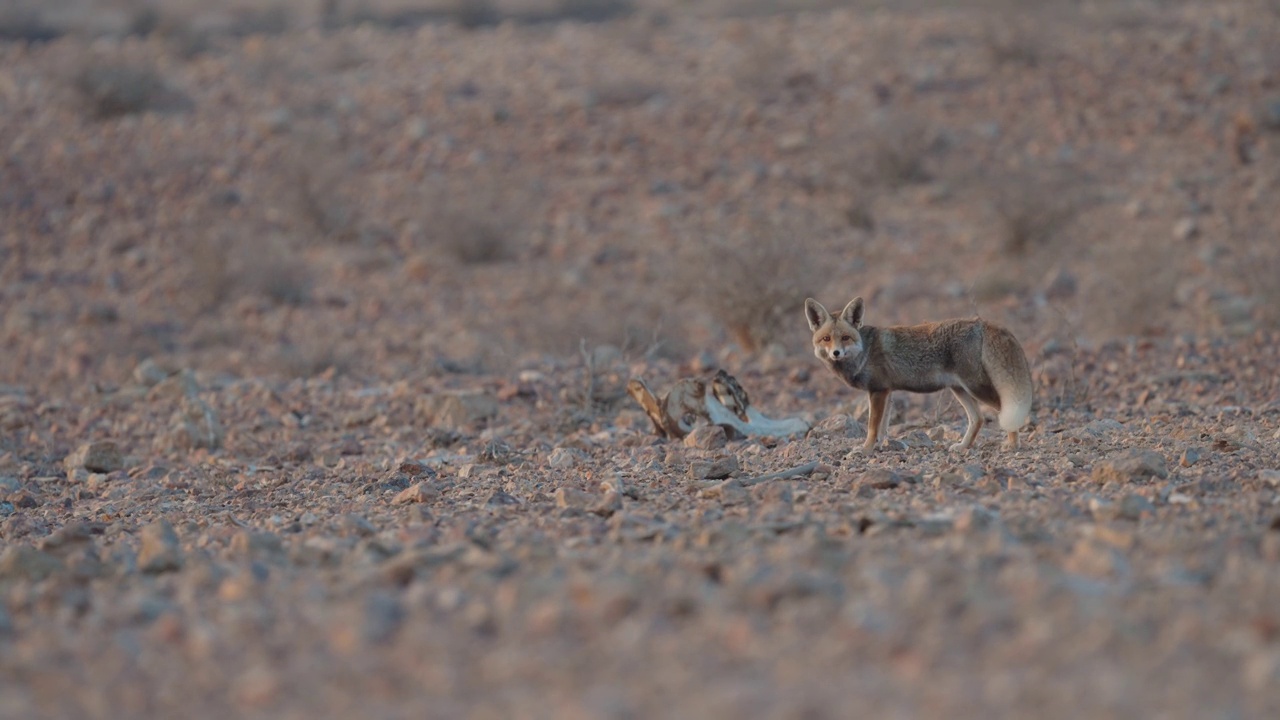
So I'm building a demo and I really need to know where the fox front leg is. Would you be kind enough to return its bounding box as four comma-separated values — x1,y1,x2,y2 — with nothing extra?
857,390,890,453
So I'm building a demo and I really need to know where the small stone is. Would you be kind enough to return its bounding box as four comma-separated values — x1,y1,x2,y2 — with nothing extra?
1173,217,1199,241
776,131,809,152
699,478,748,505
1091,450,1168,484
1179,447,1202,467
858,468,903,491
259,107,292,134
485,490,522,507
591,490,623,516
404,116,429,142
953,505,998,532
810,414,865,439
0,476,19,493
418,391,498,429
137,519,183,573
65,441,124,474
547,447,579,469
1074,418,1125,439
1041,267,1078,300
688,455,739,480
393,482,437,505
132,358,174,387
900,430,934,448
683,425,727,450
1117,493,1156,521
1088,496,1120,522
1065,538,1129,579
553,487,592,510
0,545,63,581
229,531,285,561
175,396,224,450
1259,470,1280,488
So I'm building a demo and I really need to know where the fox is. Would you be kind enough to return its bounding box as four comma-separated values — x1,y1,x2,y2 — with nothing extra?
804,296,1033,453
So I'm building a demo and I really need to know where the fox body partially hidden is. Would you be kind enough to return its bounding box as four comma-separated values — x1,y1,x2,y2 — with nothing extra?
805,296,1033,452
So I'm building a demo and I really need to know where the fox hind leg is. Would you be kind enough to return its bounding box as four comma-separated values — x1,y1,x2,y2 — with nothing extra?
949,388,984,451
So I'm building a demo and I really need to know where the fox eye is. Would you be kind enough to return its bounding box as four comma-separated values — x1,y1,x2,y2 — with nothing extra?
821,335,830,343
841,335,852,342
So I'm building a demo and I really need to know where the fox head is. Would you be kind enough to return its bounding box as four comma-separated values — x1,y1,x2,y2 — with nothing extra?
804,297,865,363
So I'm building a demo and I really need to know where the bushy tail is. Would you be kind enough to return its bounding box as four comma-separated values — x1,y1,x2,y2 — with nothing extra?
982,324,1033,431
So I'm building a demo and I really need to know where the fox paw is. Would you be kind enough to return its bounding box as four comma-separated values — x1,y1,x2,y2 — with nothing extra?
948,442,972,452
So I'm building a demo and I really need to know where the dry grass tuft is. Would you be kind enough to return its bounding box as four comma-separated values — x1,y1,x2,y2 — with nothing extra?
680,212,826,353
984,167,1087,256
70,61,190,120
418,170,542,266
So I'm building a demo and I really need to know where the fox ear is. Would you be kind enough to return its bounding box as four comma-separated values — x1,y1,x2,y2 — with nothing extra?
840,297,864,328
804,298,831,331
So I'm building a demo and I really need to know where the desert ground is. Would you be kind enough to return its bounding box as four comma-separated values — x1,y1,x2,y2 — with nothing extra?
2,0,1280,717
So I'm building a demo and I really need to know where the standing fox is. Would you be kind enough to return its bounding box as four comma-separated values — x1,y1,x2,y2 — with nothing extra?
804,296,1033,453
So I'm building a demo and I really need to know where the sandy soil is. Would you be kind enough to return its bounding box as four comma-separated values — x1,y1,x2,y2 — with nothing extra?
2,1,1280,718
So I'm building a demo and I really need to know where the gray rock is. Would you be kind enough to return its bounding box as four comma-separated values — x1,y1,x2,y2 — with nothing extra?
689,455,739,480
1091,450,1168,484
392,482,437,505
1179,447,1202,467
174,396,223,451
229,531,285,562
546,447,580,469
0,545,63,581
132,358,174,387
137,519,183,573
553,487,592,510
809,414,866,439
485,490,522,507
1117,493,1156,521
0,476,20,493
699,478,747,505
1173,217,1199,241
683,425,727,450
64,441,124,474
362,591,405,645
857,469,906,493
417,391,498,429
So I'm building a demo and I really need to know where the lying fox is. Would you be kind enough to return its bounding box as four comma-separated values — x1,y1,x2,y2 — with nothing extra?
805,296,1033,453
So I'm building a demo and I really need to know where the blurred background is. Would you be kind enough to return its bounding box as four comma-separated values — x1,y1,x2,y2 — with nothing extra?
2,0,1279,392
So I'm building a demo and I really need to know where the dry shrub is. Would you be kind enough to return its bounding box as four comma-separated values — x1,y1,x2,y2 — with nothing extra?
1086,239,1180,338
729,26,817,105
984,167,1086,256
980,18,1044,69
183,228,311,315
417,169,542,266
679,212,825,353
70,61,191,120
866,117,936,189
272,128,365,244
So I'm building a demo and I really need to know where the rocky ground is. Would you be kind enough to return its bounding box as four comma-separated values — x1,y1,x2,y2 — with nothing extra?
3,1,1280,718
